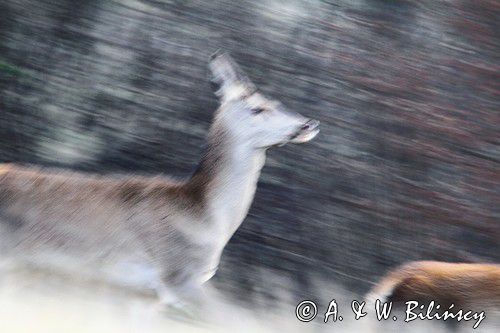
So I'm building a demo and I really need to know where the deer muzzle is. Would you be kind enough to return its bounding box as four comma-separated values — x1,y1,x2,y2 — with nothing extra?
289,119,320,144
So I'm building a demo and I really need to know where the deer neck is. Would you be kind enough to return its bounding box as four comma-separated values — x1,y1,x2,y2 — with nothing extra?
188,125,266,240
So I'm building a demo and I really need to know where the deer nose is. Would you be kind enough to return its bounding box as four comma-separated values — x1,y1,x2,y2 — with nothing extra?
301,119,320,131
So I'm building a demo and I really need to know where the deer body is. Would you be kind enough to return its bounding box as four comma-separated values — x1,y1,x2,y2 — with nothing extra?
0,52,319,304
366,261,500,311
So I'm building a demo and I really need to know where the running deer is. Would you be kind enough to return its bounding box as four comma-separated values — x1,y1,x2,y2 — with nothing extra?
366,261,500,312
0,52,319,305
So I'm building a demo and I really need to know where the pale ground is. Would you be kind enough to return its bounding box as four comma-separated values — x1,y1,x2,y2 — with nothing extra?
0,267,497,333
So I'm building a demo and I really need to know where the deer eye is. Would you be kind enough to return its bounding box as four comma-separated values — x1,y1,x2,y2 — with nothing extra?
252,107,266,115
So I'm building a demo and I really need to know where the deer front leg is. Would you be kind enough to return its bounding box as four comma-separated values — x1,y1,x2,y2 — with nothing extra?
155,282,181,306
154,268,208,320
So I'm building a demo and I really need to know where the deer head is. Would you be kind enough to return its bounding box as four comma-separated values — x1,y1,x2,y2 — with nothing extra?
208,51,319,149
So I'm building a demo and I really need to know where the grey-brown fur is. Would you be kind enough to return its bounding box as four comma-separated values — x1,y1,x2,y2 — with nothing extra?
0,149,225,297
0,53,319,304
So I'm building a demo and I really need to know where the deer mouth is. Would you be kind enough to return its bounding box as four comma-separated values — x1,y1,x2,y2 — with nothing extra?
289,119,320,144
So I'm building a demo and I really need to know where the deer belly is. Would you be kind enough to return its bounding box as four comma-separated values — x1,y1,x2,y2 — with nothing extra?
12,246,161,291
99,259,161,289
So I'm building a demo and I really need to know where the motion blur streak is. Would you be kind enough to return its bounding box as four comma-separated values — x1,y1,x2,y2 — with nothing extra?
0,0,499,332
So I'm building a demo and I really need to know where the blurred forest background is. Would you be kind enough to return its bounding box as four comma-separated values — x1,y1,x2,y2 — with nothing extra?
0,0,498,304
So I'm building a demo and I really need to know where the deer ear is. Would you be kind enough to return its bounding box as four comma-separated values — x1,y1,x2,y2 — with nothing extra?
208,50,256,102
